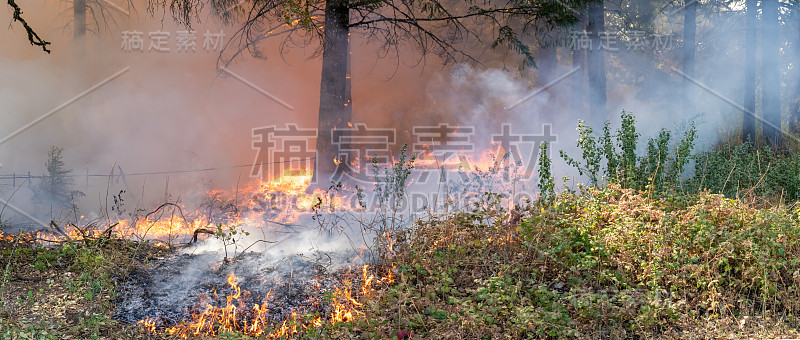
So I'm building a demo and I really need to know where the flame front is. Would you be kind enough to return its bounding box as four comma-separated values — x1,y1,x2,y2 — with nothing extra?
63,143,525,336
140,265,390,338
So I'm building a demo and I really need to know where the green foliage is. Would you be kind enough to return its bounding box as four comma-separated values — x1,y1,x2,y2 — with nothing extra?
601,122,618,181
493,26,536,68
559,110,798,203
538,141,555,203
373,144,416,214
617,111,640,187
639,129,671,192
0,233,157,339
367,144,417,263
214,223,250,260
360,187,800,339
560,121,601,187
43,146,73,200
689,141,800,201
561,111,698,196
665,123,696,187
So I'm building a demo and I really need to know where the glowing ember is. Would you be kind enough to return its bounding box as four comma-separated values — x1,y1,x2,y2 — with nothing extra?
139,265,392,337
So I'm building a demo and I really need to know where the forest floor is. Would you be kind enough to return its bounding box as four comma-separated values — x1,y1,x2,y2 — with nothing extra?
1,185,800,339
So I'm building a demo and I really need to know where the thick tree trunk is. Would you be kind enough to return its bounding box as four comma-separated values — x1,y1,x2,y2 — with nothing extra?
587,0,607,127
314,0,351,183
743,0,756,142
682,0,696,117
762,0,781,147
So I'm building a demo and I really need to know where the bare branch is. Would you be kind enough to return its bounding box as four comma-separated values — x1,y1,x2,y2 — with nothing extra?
7,0,52,53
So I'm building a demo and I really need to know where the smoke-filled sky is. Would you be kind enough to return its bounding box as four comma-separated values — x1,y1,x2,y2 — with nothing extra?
0,0,782,220
0,0,446,202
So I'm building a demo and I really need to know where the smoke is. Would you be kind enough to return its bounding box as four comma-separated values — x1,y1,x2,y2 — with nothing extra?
2,0,785,329
0,0,777,238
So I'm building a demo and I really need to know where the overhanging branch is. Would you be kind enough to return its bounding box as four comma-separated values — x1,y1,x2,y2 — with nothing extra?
7,0,52,53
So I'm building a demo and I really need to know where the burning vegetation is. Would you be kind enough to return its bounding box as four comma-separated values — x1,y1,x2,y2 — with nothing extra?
2,116,800,338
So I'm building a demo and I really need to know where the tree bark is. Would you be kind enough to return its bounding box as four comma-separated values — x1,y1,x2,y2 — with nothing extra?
682,0,696,117
762,0,781,147
314,0,351,183
587,0,607,127
743,0,756,142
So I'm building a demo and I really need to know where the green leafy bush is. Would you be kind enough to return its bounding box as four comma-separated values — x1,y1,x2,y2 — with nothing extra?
555,110,800,203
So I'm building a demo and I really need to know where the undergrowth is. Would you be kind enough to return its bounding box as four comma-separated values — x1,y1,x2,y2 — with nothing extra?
560,110,800,203
0,232,164,339
358,186,800,339
3,111,800,339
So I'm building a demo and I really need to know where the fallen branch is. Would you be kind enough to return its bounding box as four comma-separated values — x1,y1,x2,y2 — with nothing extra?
33,237,71,244
13,275,44,282
144,203,190,225
49,220,71,240
190,228,215,243
101,222,119,238
67,222,90,242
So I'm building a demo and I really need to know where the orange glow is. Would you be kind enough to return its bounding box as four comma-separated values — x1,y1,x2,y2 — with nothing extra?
23,135,530,337
138,264,396,337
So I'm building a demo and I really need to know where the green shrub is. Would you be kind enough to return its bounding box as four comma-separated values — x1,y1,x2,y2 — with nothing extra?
555,110,800,203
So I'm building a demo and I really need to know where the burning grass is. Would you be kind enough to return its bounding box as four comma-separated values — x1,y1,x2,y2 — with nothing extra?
2,184,800,339
4,119,800,338
123,184,800,339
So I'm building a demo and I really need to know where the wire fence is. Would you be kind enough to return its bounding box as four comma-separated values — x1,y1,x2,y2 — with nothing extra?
0,157,316,192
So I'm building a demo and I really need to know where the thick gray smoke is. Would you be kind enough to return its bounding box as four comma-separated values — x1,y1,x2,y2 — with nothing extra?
0,1,778,235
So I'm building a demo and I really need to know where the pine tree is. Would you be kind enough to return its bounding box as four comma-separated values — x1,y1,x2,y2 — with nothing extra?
38,146,83,212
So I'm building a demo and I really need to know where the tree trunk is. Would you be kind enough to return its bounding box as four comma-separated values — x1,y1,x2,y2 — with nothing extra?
762,0,781,147
538,43,559,110
314,0,351,184
682,0,696,117
571,23,586,117
587,0,607,127
790,2,800,134
743,0,756,142
538,45,558,84
74,0,86,57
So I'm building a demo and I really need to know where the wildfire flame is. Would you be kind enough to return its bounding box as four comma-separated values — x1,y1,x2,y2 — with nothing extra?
140,265,390,337
29,141,529,336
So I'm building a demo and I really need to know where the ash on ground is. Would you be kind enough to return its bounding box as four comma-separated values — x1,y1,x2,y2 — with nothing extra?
113,238,365,327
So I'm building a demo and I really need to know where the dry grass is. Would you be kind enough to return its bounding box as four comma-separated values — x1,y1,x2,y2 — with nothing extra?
2,185,800,339
0,233,168,339
347,185,800,339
